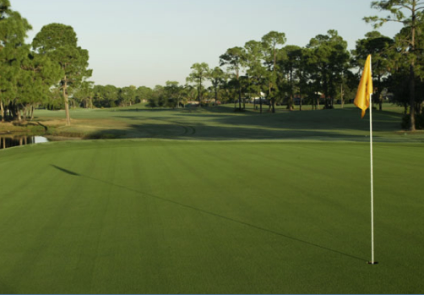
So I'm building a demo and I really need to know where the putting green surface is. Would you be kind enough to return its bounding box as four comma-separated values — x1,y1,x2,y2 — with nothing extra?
1,139,423,293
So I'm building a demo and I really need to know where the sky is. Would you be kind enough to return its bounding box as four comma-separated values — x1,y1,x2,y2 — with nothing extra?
11,0,403,89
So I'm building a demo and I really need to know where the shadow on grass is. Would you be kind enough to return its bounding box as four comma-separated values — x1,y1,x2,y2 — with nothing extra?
84,120,376,141
187,108,404,133
109,107,404,139
51,164,367,262
51,165,80,176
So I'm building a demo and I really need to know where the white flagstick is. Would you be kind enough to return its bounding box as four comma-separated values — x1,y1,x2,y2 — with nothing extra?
369,56,377,265
369,92,375,264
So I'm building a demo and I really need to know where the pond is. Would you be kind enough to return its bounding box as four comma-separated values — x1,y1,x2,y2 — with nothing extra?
0,136,49,149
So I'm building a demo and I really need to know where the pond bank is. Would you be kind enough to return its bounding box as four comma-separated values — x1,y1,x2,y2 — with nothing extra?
0,134,88,149
0,135,49,149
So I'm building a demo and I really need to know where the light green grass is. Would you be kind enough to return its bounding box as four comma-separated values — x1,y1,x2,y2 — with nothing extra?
1,139,423,293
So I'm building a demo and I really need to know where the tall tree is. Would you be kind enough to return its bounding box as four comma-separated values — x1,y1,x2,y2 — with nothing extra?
244,40,267,113
208,67,225,106
279,45,303,110
261,31,287,113
187,62,210,106
220,47,245,110
119,85,136,107
136,86,153,104
164,81,183,108
222,76,240,108
306,30,350,109
19,52,63,118
92,84,119,108
182,83,197,107
0,0,32,122
74,81,94,108
364,0,424,130
151,85,166,108
294,48,311,111
33,23,92,126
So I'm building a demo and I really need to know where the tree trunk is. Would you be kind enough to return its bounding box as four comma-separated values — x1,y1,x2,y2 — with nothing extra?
323,73,329,108
8,103,14,120
63,77,71,126
377,74,382,111
9,105,14,120
299,89,302,111
409,64,416,131
26,106,30,120
238,81,242,110
409,13,416,131
259,93,263,114
0,101,4,122
214,87,218,107
198,76,202,108
17,107,22,122
329,74,335,108
30,105,35,120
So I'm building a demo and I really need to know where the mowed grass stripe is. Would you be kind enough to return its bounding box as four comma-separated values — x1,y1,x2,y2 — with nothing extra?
139,142,289,293
0,140,423,293
2,145,108,292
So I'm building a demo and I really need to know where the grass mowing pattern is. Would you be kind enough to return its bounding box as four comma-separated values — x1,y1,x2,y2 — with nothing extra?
1,139,423,293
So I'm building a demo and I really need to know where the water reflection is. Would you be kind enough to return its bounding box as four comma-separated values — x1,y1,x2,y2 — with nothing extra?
0,136,49,149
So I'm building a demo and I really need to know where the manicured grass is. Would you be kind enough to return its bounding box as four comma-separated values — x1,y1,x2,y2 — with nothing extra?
1,139,423,293
19,103,424,142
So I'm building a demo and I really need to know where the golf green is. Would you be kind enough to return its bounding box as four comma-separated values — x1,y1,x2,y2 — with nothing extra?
0,139,423,293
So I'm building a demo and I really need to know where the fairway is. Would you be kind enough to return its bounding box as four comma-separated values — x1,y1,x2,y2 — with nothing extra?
13,104,424,142
1,138,423,293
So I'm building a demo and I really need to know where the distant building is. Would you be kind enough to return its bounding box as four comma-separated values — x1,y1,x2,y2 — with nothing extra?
187,101,200,106
250,92,267,104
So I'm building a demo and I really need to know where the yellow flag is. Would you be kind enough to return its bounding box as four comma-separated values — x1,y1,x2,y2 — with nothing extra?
354,54,373,118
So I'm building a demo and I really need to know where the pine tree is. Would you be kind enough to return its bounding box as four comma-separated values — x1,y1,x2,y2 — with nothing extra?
33,23,92,125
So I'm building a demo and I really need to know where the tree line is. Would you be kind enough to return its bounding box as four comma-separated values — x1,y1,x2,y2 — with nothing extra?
162,0,424,131
1,0,424,130
0,1,91,126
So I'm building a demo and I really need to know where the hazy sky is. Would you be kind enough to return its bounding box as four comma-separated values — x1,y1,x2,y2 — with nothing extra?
12,0,402,88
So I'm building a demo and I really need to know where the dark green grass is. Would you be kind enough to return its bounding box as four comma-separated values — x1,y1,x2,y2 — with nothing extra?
1,140,423,293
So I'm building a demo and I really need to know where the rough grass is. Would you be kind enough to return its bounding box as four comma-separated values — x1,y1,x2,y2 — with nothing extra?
0,104,423,293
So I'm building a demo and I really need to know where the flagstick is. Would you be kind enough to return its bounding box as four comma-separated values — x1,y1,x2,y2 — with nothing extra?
368,55,377,265
369,92,377,265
